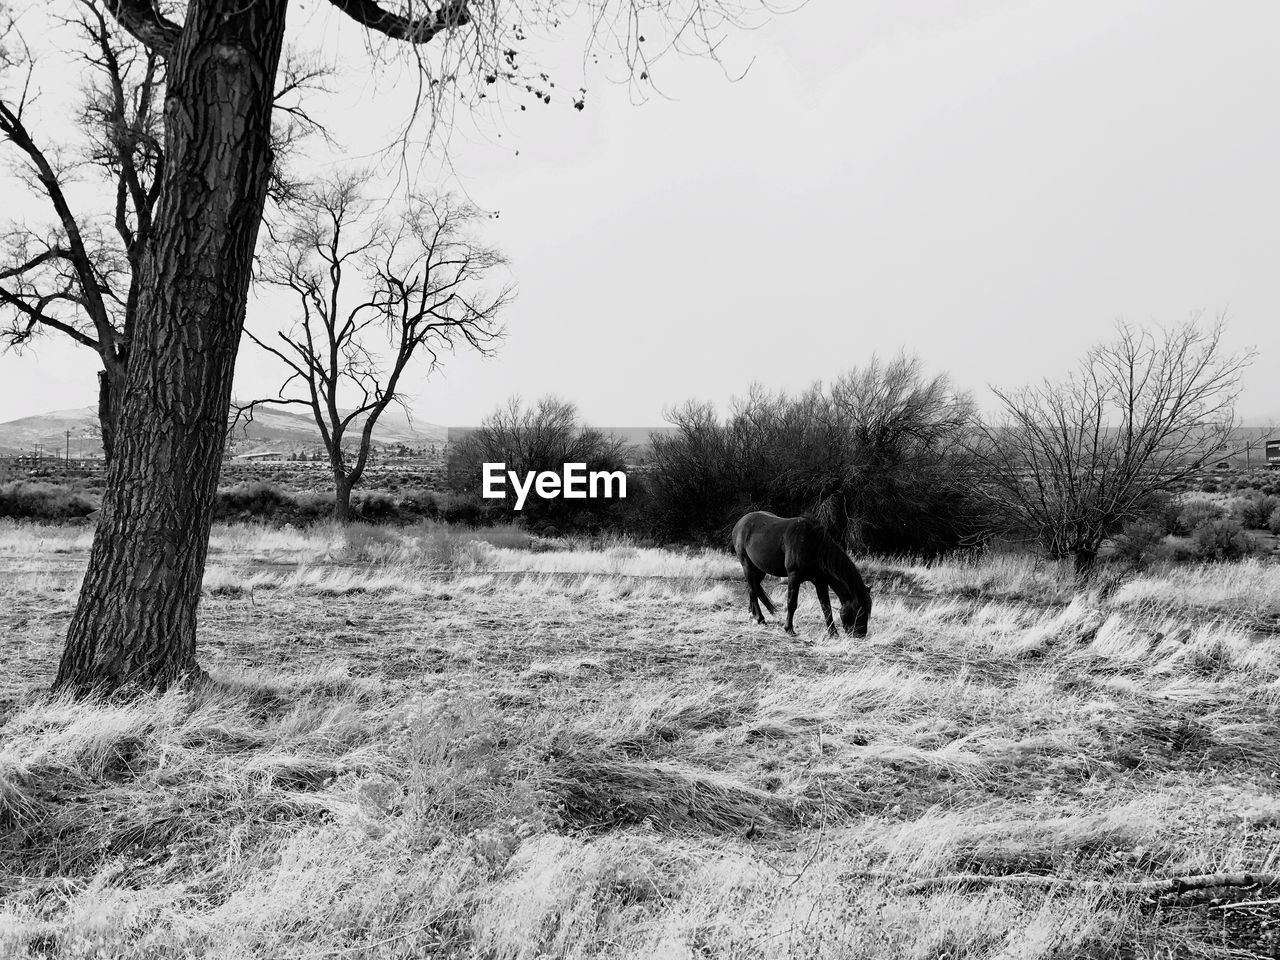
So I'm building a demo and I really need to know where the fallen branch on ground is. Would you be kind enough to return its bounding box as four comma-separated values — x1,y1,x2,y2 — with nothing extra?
897,872,1280,896
1214,896,1280,911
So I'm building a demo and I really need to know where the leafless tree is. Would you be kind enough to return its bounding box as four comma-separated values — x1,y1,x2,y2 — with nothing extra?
0,2,162,460
0,1,328,460
972,317,1253,574
241,175,511,520
31,0,788,695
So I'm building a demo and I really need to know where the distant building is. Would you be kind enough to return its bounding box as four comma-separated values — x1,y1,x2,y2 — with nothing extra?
1267,438,1280,466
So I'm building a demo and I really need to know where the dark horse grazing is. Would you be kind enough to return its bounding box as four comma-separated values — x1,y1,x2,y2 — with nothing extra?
732,511,872,638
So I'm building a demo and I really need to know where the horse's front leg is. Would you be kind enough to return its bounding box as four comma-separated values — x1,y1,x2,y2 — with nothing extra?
815,581,837,637
784,574,802,636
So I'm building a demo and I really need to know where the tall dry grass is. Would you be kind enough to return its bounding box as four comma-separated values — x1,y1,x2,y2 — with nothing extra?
3,522,1280,956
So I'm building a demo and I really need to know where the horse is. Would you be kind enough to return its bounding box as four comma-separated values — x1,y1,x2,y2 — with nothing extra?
732,511,872,638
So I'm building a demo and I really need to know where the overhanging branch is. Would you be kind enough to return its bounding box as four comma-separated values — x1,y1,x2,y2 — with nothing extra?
325,0,471,44
102,0,182,57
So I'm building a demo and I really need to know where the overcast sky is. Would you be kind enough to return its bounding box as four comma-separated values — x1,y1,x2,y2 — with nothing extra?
2,0,1277,427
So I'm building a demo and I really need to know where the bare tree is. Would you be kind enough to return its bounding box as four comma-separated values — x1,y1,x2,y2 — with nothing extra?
0,1,327,460
972,317,1253,574
241,175,510,521
26,0,787,695
0,2,162,460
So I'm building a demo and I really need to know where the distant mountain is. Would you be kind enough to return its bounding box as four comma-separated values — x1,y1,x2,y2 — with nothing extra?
599,426,680,447
1242,416,1280,431
447,425,678,448
0,406,104,458
227,404,447,457
0,405,447,459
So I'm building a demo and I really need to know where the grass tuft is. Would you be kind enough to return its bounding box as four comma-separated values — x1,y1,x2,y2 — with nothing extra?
541,732,802,833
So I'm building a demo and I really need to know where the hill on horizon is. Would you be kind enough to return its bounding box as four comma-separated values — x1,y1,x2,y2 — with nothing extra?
226,404,447,457
0,405,448,459
446,425,679,448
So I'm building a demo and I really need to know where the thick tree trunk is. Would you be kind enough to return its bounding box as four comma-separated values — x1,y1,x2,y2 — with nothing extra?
55,0,288,695
96,361,126,464
96,370,116,464
333,472,353,522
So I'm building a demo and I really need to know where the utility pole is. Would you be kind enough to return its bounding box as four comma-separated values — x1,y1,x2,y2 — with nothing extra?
65,429,71,465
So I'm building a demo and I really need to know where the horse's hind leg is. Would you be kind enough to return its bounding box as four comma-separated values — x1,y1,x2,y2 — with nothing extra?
741,559,766,624
815,581,837,638
784,574,802,636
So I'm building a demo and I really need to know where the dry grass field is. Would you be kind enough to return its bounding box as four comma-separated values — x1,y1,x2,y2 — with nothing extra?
3,519,1280,958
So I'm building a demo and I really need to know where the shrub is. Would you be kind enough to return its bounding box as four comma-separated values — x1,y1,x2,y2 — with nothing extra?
0,481,98,520
215,481,294,519
1152,496,1185,536
398,488,440,518
292,491,334,523
1174,500,1225,536
351,490,399,521
643,356,983,554
447,396,632,535
1112,520,1167,567
1269,505,1280,535
436,491,500,527
1231,491,1279,530
212,480,451,525
1191,518,1255,561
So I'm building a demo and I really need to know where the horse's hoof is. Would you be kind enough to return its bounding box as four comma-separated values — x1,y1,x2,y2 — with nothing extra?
784,628,797,637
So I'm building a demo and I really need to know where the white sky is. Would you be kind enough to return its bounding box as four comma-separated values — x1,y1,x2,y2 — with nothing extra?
1,0,1278,427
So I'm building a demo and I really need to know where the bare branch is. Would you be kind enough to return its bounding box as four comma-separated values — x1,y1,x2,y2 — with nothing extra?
100,0,180,56
327,0,471,44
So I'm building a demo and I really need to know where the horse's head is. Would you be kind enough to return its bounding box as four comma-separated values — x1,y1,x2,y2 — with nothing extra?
841,596,871,637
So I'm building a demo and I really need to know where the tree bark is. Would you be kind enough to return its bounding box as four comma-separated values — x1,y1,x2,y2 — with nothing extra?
333,471,353,522
96,359,127,464
55,0,288,695
96,369,116,464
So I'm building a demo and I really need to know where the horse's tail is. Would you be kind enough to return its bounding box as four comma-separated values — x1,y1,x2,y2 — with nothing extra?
751,579,777,615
